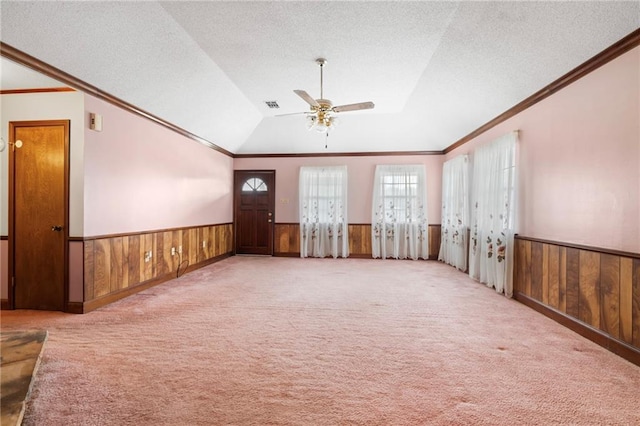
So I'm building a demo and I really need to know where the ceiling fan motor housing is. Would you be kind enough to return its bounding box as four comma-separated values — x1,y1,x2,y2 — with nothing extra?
314,99,333,111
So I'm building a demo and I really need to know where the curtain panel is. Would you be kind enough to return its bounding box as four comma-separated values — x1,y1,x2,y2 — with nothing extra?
439,155,469,271
299,166,349,258
468,132,518,297
371,164,428,260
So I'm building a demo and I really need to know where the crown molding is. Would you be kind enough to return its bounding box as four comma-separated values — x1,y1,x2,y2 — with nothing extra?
3,26,638,160
233,150,443,158
443,28,640,154
0,42,233,158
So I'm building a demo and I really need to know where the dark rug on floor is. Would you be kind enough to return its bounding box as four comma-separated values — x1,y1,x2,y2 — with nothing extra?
1,330,48,426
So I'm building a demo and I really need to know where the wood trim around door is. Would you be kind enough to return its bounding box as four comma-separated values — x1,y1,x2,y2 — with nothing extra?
1,87,75,95
8,120,70,311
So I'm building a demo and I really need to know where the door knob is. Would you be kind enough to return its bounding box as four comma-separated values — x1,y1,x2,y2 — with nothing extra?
51,225,63,232
268,219,272,223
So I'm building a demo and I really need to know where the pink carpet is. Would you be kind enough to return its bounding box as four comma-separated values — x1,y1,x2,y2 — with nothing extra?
1,257,639,425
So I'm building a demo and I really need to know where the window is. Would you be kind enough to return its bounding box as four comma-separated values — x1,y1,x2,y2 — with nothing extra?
439,155,470,271
372,165,428,260
299,166,348,258
380,173,419,223
468,131,517,296
242,177,267,192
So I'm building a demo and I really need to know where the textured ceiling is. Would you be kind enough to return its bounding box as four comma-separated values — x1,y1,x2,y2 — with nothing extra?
1,1,638,154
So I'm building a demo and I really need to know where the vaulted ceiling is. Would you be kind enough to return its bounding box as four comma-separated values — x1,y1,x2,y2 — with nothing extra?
1,1,638,155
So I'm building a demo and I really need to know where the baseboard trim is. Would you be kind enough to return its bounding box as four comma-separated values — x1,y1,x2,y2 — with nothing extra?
514,291,640,367
66,302,84,314
1,299,11,310
80,252,233,314
274,252,300,258
181,252,232,275
82,273,180,313
274,253,438,260
273,252,375,259
348,254,372,259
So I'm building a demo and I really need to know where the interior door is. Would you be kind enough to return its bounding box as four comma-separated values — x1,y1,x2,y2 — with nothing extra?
10,120,69,311
234,170,275,255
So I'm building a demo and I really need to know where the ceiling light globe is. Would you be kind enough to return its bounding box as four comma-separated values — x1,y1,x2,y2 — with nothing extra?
306,115,317,130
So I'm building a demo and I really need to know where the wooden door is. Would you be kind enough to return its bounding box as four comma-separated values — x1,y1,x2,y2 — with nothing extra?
9,120,69,311
234,170,275,255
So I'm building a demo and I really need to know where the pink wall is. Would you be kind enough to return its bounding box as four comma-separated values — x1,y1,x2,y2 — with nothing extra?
447,46,640,254
84,94,234,236
234,155,443,224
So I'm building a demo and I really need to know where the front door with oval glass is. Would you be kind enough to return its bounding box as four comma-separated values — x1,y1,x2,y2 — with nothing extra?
234,171,275,255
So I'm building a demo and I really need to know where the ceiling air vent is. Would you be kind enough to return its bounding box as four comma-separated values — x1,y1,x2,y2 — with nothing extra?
264,101,280,109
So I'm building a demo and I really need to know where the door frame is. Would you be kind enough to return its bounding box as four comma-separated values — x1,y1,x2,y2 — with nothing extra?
8,120,70,311
233,170,276,255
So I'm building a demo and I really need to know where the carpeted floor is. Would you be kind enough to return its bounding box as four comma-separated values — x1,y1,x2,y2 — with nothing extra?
1,257,639,425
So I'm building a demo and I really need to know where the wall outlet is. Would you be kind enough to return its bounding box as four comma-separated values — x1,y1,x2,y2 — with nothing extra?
171,247,176,256
202,240,207,248
178,245,182,254
144,251,153,263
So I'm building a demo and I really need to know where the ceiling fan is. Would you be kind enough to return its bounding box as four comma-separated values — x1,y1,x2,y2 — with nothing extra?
284,58,375,134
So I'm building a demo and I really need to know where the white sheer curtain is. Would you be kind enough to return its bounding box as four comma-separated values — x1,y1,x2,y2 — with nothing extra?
439,155,469,271
299,166,349,258
372,165,428,260
468,132,518,297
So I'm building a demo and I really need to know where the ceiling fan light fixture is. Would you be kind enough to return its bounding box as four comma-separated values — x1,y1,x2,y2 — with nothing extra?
306,115,330,133
290,58,374,138
306,115,317,130
315,122,328,133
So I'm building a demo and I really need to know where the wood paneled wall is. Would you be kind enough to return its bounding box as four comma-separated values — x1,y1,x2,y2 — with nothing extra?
274,223,441,260
514,236,640,365
348,224,373,257
81,224,232,312
274,223,300,257
429,226,441,261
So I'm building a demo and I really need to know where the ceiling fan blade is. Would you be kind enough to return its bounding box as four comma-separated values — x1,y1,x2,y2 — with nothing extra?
275,111,311,117
333,101,375,113
294,90,320,108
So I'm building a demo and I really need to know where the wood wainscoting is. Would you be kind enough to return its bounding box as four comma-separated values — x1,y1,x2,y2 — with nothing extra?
514,235,640,366
274,223,441,260
76,223,233,313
